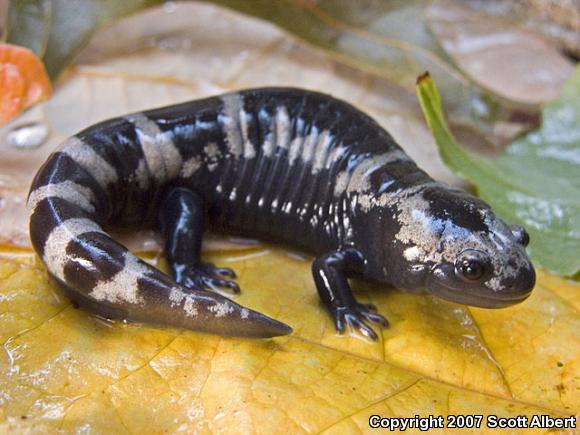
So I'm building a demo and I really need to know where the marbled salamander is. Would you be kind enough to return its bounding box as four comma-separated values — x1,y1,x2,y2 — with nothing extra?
28,88,535,340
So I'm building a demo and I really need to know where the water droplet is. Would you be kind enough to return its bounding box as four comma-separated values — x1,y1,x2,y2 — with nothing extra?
6,123,49,149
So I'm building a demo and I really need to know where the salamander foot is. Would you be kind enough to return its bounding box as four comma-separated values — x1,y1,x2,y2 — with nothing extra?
175,262,241,294
332,303,388,341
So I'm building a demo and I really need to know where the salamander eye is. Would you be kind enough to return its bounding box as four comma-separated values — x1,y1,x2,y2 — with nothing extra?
455,250,489,281
510,224,530,247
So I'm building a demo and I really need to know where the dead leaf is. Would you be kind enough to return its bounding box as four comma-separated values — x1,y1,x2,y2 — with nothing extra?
461,0,580,60
9,0,574,146
426,0,574,108
0,249,577,432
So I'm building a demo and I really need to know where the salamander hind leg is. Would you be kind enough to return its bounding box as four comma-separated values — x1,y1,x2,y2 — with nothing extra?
159,186,240,294
312,248,388,340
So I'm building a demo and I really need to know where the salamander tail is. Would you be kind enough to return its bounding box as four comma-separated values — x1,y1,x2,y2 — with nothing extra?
28,189,291,338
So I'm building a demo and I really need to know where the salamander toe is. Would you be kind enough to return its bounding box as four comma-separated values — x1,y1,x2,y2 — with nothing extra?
331,303,388,341
176,262,241,294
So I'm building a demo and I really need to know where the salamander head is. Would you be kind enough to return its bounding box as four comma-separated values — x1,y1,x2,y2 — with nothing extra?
392,185,535,308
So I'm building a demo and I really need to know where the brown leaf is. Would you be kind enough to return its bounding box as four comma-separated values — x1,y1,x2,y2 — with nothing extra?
427,0,574,108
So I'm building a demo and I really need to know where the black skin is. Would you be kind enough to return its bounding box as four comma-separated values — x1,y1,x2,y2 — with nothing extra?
159,187,240,294
151,89,534,340
159,186,388,340
30,88,532,340
311,248,388,340
147,88,415,340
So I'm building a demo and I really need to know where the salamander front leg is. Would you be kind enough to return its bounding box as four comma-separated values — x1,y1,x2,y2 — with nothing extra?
159,187,240,294
312,248,388,340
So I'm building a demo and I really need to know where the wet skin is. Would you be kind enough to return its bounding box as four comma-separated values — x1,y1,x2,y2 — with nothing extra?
28,88,536,340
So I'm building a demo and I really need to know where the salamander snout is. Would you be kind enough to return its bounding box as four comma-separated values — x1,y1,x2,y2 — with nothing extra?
427,244,535,309
452,247,535,295
503,264,535,294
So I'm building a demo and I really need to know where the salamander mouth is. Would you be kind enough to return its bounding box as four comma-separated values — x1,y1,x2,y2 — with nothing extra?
431,284,532,308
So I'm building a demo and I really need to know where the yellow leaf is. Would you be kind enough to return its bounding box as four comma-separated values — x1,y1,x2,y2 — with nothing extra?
0,248,578,433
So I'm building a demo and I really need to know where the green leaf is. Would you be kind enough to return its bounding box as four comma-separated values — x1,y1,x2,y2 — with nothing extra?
6,0,52,57
416,68,580,277
7,0,159,79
